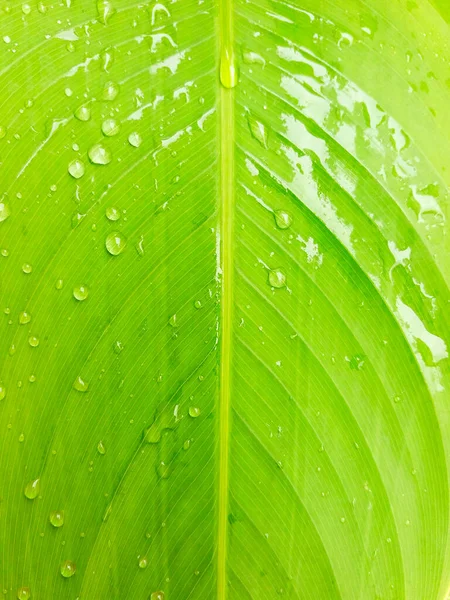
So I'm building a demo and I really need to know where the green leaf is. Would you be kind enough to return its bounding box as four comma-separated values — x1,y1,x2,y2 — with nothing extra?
0,0,449,599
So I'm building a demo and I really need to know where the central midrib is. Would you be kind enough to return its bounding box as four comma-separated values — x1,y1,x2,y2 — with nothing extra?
217,0,236,594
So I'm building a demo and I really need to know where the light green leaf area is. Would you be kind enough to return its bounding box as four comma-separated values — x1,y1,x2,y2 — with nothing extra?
0,0,450,599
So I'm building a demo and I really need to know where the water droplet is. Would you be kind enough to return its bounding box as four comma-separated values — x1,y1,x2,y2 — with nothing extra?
17,587,31,600
100,47,114,71
194,300,202,309
19,311,31,325
349,354,365,370
220,48,238,89
128,132,142,148
0,201,11,222
157,461,171,479
102,81,120,101
0,386,6,401
73,376,89,392
101,118,120,137
113,340,124,354
0,126,6,139
248,115,268,148
268,269,286,288
105,231,126,256
71,212,86,229
60,560,76,578
22,263,32,274
105,206,120,221
73,285,89,301
49,510,64,528
242,48,265,66
21,3,31,14
37,2,46,13
97,440,106,455
74,105,91,122
188,406,201,418
28,336,39,348
24,478,40,499
168,314,178,327
183,439,190,450
150,3,170,25
136,235,145,256
18,433,25,442
144,404,181,443
138,557,148,569
55,279,64,290
274,210,292,230
68,159,85,179
150,592,165,600
97,0,115,24
88,144,112,165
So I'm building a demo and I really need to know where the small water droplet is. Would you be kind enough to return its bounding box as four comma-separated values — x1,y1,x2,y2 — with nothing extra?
168,314,178,328
0,126,6,139
68,159,85,179
105,231,126,255
194,300,202,309
0,386,6,401
268,269,286,288
157,460,171,479
55,279,64,290
248,115,268,148
21,2,31,13
274,210,292,230
60,560,76,578
19,311,31,325
73,285,89,301
28,336,39,348
151,591,165,600
101,118,120,137
128,132,142,148
17,587,31,600
349,354,365,370
100,47,114,71
73,376,89,392
220,48,238,89
113,340,124,354
88,144,112,165
24,478,40,499
74,105,91,122
18,433,25,442
22,263,32,274
49,510,64,528
188,406,201,418
97,440,106,455
37,2,46,13
138,557,148,569
136,235,145,256
102,81,120,101
183,439,190,450
105,206,120,221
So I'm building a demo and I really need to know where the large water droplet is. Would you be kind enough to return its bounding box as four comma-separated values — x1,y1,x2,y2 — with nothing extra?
73,376,89,392
19,311,31,325
24,478,40,499
74,105,91,121
17,587,31,600
274,210,292,230
88,144,112,165
68,159,85,179
101,118,120,137
97,0,115,24
268,269,286,288
102,81,120,101
73,285,89,301
22,263,32,274
28,336,39,348
60,560,76,578
105,231,126,255
49,510,64,528
220,48,238,89
106,206,120,221
248,115,268,148
128,132,142,148
0,201,11,222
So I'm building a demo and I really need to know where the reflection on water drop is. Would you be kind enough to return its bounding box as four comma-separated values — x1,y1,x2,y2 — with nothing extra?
49,510,64,528
55,279,64,290
19,311,31,325
97,440,106,455
113,340,124,354
24,478,40,499
274,210,292,230
268,269,286,288
60,560,76,578
220,48,238,89
73,285,89,301
74,105,91,122
97,0,115,24
128,132,142,148
194,300,202,309
68,159,85,179
168,314,178,327
88,144,112,165
0,201,11,222
188,406,201,418
73,376,89,392
102,81,120,101
102,118,120,137
17,587,31,600
101,47,114,71
105,232,126,255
